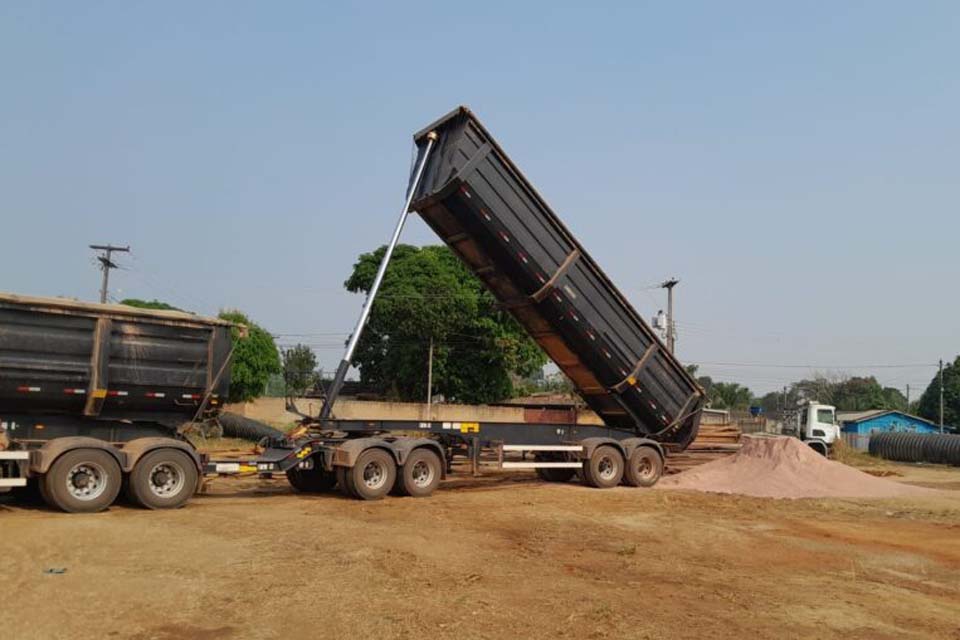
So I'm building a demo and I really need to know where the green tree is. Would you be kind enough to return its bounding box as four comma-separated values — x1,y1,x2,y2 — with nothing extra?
793,375,906,412
218,310,281,403
708,382,753,410
283,344,318,397
684,364,714,394
917,356,959,428
120,298,182,311
345,244,547,404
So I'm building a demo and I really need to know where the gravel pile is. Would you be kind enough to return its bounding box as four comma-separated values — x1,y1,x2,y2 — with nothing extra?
659,435,937,499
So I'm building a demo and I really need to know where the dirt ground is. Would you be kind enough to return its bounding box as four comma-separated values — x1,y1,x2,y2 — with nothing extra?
3,461,960,640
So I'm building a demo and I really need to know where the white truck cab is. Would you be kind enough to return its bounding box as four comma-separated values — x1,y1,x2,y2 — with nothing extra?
789,401,840,455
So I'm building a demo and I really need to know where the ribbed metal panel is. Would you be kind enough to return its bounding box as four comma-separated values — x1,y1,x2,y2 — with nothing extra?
409,107,704,449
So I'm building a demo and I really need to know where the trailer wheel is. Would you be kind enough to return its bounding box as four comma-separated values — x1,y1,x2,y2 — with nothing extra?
43,449,122,513
581,445,624,489
534,454,577,483
336,466,356,498
535,467,577,483
347,449,396,501
396,448,442,498
287,465,337,493
623,446,663,487
128,449,198,510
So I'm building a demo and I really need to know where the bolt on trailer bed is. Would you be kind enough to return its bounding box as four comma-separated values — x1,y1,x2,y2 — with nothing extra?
212,106,705,500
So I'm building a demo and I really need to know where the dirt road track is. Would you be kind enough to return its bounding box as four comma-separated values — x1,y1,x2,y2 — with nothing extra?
3,466,960,640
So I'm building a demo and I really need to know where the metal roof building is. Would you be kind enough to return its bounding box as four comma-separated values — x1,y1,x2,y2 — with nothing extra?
838,410,939,435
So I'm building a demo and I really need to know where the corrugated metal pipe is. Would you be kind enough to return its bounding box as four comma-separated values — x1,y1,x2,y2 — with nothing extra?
868,431,960,466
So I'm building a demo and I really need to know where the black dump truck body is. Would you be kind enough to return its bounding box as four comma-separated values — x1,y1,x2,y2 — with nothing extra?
408,107,704,448
0,293,235,512
0,293,233,432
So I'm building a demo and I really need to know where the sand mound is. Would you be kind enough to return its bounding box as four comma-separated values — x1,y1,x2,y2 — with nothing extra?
659,435,937,499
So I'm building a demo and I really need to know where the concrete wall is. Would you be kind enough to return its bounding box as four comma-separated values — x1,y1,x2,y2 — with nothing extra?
225,397,605,426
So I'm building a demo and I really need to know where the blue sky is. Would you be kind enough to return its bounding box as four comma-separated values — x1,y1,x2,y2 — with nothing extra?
2,1,957,395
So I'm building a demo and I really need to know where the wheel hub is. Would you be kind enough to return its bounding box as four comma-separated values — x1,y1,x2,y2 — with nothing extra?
363,462,385,489
598,456,616,480
411,461,433,487
148,462,184,497
67,463,107,500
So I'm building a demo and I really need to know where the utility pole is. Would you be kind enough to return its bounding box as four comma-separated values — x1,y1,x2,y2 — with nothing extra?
905,384,910,410
939,359,945,433
660,278,679,354
89,244,129,303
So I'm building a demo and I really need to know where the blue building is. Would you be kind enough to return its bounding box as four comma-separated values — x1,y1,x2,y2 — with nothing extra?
838,410,940,435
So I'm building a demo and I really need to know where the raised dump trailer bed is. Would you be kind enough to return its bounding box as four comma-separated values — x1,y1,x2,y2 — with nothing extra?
261,106,705,502
408,107,704,448
0,293,234,511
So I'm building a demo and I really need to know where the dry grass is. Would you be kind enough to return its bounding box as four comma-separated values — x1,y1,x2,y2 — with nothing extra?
831,438,891,469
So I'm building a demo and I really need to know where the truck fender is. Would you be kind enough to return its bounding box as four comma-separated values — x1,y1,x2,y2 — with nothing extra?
619,438,666,463
119,437,202,475
328,437,397,470
388,438,447,479
576,437,628,461
30,437,124,475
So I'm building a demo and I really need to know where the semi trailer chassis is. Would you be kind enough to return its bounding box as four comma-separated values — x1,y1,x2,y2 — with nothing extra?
205,418,668,500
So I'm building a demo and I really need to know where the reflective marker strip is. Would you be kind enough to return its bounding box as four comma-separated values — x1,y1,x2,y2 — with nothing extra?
181,394,201,400
107,390,129,397
64,388,86,395
16,386,41,393
146,392,166,398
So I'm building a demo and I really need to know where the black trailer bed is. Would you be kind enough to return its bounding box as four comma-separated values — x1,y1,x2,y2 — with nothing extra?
0,293,233,422
409,107,704,448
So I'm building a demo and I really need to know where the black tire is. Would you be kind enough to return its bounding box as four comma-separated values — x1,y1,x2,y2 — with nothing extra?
127,449,199,510
11,477,46,505
336,466,355,498
218,412,285,442
347,449,396,501
623,446,663,487
396,448,442,498
42,449,122,513
581,445,625,489
286,463,337,493
535,467,577,483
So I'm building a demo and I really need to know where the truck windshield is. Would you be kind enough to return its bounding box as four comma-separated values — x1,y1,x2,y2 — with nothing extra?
817,409,835,424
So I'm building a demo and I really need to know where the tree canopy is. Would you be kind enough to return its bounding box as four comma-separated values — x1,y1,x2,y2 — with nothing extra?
344,244,547,404
685,365,913,416
917,356,959,428
218,310,281,403
707,381,754,410
120,298,182,311
283,344,318,397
